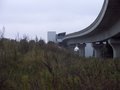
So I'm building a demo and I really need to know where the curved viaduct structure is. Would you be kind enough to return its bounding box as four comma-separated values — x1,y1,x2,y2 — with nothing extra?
62,0,120,58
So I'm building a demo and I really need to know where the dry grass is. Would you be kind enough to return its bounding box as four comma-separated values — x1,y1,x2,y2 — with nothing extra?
0,38,120,90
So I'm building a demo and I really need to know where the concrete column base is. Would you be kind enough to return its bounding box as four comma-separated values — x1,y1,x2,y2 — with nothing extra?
92,42,104,58
108,39,120,58
78,43,86,57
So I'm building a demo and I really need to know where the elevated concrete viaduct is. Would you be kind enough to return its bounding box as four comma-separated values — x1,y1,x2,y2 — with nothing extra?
62,0,120,58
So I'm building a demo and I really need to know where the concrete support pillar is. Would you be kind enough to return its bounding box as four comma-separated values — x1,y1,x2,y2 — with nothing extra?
108,39,120,58
78,43,86,57
92,42,104,58
68,44,76,52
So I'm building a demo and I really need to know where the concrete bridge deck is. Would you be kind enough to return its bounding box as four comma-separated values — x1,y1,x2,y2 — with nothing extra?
62,0,120,58
63,0,120,44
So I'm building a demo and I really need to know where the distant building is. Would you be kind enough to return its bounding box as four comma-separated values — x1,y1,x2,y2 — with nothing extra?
47,31,57,43
56,32,66,46
56,32,66,43
47,31,66,44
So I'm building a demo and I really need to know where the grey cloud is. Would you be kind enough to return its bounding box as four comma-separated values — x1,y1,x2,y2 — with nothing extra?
1,0,104,14
0,0,104,39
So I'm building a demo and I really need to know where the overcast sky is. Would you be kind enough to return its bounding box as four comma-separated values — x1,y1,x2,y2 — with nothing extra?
0,0,104,41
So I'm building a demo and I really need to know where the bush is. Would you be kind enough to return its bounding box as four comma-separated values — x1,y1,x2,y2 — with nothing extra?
0,38,120,90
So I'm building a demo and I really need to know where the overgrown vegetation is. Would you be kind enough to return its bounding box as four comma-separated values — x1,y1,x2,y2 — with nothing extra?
0,33,120,90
